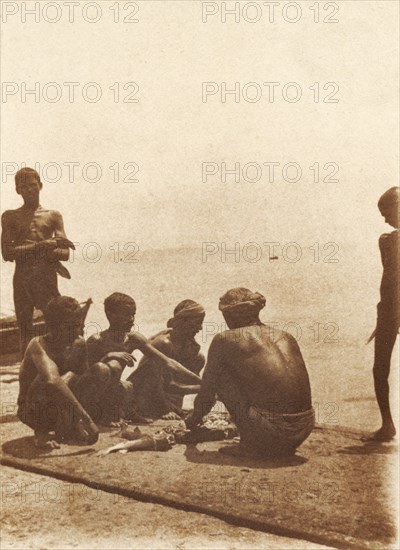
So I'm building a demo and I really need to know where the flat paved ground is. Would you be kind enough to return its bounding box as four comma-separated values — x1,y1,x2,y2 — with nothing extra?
1,368,397,550
1,466,332,550
1,370,333,549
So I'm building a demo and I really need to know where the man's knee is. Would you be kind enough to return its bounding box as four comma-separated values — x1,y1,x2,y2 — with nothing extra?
90,362,112,384
108,362,124,380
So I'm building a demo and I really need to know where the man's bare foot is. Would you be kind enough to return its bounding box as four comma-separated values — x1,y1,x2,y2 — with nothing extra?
97,418,125,429
108,420,126,429
128,413,153,425
34,432,61,450
362,426,396,442
162,411,182,421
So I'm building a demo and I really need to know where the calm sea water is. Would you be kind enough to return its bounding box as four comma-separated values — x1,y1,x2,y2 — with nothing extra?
1,245,398,430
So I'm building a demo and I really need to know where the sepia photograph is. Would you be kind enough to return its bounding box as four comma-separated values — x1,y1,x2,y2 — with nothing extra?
0,1,399,549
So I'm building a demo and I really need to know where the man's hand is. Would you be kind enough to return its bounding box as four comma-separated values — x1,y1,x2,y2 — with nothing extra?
101,351,135,367
36,238,75,261
36,237,75,250
37,239,58,250
54,237,76,249
36,239,58,261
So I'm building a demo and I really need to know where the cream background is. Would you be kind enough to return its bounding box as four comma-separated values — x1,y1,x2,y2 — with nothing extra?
1,1,398,251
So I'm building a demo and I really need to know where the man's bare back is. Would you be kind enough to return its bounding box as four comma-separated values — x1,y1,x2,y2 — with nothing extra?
186,288,314,457
18,336,70,408
211,325,311,413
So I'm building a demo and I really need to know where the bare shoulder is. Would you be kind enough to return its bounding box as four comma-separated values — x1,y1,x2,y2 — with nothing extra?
86,333,104,345
21,337,47,368
379,230,400,257
51,210,64,221
86,332,111,362
1,208,20,224
379,231,399,246
27,336,45,354
274,330,303,361
270,325,298,345
149,329,171,343
45,209,64,226
150,331,173,352
209,332,225,349
379,232,390,247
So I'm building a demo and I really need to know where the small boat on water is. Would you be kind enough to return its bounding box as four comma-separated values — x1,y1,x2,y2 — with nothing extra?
0,310,46,363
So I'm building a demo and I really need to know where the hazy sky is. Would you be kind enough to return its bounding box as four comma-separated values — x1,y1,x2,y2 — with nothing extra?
1,1,398,253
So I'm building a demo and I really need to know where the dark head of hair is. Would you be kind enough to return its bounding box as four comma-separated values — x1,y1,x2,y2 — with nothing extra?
219,287,256,307
173,299,199,316
15,167,42,191
44,296,82,327
378,186,400,212
219,287,266,328
104,292,136,316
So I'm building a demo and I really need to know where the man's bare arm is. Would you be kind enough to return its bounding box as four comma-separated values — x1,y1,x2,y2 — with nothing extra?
48,211,70,261
1,211,71,262
30,339,92,420
127,332,201,384
167,381,201,395
0,211,33,262
188,334,222,426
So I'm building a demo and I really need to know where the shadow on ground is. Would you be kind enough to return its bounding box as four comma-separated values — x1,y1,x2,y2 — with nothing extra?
1,422,397,550
337,441,398,456
184,443,308,469
2,437,97,459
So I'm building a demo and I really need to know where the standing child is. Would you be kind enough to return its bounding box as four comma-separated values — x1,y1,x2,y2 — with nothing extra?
1,167,74,354
366,187,399,441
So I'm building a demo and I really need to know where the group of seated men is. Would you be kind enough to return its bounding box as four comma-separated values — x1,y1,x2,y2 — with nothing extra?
18,287,315,457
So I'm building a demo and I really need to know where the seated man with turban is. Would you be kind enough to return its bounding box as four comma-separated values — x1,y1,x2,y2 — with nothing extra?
185,288,314,457
127,300,205,420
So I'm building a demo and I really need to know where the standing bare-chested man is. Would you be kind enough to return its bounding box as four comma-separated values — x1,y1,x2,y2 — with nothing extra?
186,288,314,457
366,187,399,442
1,168,74,353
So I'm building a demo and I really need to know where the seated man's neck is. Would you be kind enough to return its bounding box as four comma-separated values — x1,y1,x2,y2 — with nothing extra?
107,326,127,342
170,329,193,343
43,333,69,354
231,319,262,329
